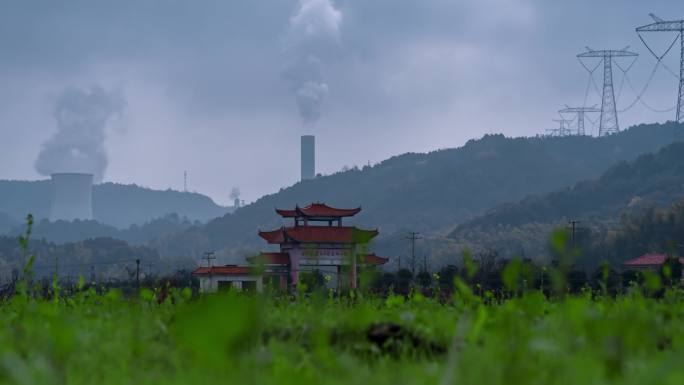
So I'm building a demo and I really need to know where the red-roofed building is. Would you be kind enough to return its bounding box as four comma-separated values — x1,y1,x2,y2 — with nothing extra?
623,253,684,270
192,265,263,293
258,226,378,245
194,202,389,294
259,203,387,291
276,203,362,225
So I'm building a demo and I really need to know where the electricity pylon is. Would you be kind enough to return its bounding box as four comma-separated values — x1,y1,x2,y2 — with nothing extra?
637,14,684,122
578,47,638,136
559,105,600,136
549,118,574,137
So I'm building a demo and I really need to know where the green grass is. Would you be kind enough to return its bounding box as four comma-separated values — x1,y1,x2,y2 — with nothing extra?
1,286,684,385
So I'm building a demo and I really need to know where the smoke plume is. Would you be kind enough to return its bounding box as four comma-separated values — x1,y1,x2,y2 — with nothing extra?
35,86,124,182
283,0,342,125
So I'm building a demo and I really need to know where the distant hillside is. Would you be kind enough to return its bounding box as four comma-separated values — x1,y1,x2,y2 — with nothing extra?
5,213,197,246
93,183,229,228
0,212,18,235
449,140,684,261
585,198,684,268
0,236,194,282
160,122,684,262
0,181,229,228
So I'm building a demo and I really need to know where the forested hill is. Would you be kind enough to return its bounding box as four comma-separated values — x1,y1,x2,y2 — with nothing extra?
162,122,684,260
451,140,684,233
0,181,229,228
0,212,17,235
448,140,684,261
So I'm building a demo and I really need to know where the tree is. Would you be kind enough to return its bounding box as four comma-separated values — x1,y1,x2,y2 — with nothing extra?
437,265,458,292
416,271,432,289
395,268,413,294
371,272,396,294
661,255,682,286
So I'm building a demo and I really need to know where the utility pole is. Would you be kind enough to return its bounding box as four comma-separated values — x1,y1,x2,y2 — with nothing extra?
568,220,580,250
183,170,188,192
405,232,422,275
577,47,638,136
203,252,216,267
135,259,140,288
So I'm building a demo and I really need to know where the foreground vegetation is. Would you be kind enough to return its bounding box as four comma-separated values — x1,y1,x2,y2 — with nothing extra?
2,213,684,385
2,275,684,385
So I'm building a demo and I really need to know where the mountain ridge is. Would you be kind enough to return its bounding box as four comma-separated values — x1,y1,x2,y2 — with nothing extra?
448,140,684,262
159,121,684,262
0,180,229,228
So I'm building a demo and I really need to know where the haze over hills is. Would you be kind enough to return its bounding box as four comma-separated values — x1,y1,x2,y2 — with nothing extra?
5,213,198,247
449,140,684,263
4,122,682,269
0,181,229,228
0,212,16,235
0,236,192,282
158,122,684,263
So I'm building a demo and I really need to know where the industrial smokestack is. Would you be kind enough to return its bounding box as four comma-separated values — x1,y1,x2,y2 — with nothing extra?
50,173,93,221
301,135,315,181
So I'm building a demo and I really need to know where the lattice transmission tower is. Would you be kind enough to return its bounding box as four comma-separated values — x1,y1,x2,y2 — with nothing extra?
547,118,574,137
637,14,684,122
559,105,600,136
578,47,638,136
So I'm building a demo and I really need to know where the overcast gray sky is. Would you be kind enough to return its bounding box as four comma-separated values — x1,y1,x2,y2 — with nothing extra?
0,1,681,204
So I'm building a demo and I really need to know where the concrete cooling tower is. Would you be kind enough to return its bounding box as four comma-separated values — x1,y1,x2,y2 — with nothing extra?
50,173,94,221
301,135,315,181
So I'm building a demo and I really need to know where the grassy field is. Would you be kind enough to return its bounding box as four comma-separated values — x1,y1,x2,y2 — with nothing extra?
1,283,684,385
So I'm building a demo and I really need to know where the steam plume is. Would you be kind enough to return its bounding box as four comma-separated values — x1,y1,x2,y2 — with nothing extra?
283,0,342,125
35,86,124,182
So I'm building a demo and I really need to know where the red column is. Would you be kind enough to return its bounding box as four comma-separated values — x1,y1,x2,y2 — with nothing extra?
290,248,300,292
349,253,357,289
336,265,341,292
279,274,287,292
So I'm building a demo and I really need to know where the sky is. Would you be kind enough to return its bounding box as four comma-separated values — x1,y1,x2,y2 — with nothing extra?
0,0,682,205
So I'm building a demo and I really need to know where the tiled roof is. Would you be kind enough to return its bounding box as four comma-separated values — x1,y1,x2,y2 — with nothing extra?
259,226,378,244
192,266,252,275
623,253,684,266
363,253,389,265
246,252,388,266
258,228,286,243
276,203,361,218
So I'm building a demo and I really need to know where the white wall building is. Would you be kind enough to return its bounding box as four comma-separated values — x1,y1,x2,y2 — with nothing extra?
193,266,263,293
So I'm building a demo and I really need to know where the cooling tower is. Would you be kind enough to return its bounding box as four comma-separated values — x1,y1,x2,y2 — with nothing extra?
50,173,93,221
301,135,315,181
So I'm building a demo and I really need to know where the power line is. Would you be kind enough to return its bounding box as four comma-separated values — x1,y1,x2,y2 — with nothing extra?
636,14,684,122
622,73,678,113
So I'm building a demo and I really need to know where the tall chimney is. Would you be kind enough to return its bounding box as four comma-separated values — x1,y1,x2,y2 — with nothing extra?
301,135,315,181
50,173,94,221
